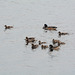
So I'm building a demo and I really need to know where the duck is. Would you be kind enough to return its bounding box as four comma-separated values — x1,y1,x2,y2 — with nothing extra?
41,45,48,49
43,24,57,30
58,31,69,36
38,40,46,45
4,25,13,29
25,37,35,42
52,39,60,44
49,44,60,51
43,24,57,28
52,39,65,45
32,44,38,49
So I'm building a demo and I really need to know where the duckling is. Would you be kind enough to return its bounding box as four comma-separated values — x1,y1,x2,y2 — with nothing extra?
52,39,65,45
26,37,35,40
39,40,46,45
41,45,48,49
32,44,38,49
25,37,35,42
52,39,60,44
49,44,60,51
58,31,69,36
43,24,57,30
4,25,13,29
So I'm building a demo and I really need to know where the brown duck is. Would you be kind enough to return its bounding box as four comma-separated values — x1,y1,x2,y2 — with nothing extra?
32,44,38,49
39,41,46,45
41,45,48,49
25,37,35,42
4,25,13,29
58,31,69,36
52,39,65,45
52,39,60,44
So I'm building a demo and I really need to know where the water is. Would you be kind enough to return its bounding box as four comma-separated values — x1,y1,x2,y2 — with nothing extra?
0,0,75,75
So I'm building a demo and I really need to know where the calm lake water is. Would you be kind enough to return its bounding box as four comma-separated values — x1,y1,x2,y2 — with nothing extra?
0,0,75,75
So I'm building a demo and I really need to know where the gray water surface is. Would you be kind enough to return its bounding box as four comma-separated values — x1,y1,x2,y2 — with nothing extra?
0,0,75,75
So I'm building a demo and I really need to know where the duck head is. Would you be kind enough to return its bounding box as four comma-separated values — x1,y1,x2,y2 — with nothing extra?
49,45,53,48
58,31,61,34
26,37,28,40
49,45,53,51
44,24,48,28
4,25,8,28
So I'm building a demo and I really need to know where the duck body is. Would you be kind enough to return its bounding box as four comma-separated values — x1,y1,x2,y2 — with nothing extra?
45,27,57,30
58,41,65,45
53,39,65,45
4,25,13,29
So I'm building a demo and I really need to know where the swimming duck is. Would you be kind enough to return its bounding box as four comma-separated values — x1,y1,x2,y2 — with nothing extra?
32,44,38,49
58,31,69,36
25,37,35,42
4,25,13,29
49,44,60,51
43,24,57,28
52,39,65,45
39,40,46,45
41,45,48,49
52,39,60,44
43,24,57,30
